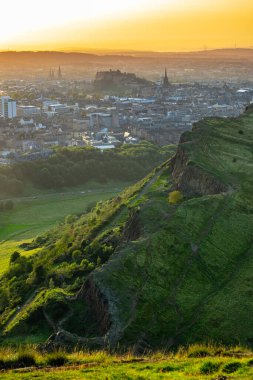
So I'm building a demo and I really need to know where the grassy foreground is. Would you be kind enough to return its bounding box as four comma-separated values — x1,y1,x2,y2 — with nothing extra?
0,344,253,379
0,181,129,274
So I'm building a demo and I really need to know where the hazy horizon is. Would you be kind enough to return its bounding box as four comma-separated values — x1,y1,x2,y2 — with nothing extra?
1,0,252,52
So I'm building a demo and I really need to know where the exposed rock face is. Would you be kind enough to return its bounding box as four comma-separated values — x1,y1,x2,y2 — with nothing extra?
78,279,111,335
171,131,228,196
122,209,141,242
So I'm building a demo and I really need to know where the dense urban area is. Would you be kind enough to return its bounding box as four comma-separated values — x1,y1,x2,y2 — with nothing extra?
1,50,253,164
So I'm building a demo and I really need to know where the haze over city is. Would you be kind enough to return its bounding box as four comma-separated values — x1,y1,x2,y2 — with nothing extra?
0,0,253,376
0,0,253,51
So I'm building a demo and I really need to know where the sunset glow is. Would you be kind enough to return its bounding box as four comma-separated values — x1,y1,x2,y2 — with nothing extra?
0,0,252,51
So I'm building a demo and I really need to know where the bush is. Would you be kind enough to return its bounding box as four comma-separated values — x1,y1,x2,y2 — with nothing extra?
222,361,242,374
200,361,220,374
188,348,210,358
168,190,183,205
72,250,82,263
45,351,67,367
0,357,6,369
10,352,36,369
10,251,21,264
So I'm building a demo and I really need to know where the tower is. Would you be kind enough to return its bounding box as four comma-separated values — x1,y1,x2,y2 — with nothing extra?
58,66,62,80
49,69,54,80
163,68,170,88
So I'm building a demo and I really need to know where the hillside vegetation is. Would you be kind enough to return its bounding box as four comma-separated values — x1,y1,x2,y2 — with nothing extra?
0,343,253,379
0,141,173,196
0,182,129,274
0,106,252,351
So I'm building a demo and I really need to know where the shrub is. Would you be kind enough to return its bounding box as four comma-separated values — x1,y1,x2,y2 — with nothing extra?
45,351,67,367
200,361,220,374
10,251,21,264
0,357,6,369
188,347,210,358
11,352,36,368
72,250,82,263
168,190,183,205
222,361,242,373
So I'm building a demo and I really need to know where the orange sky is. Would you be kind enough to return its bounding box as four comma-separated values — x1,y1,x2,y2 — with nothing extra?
0,0,252,51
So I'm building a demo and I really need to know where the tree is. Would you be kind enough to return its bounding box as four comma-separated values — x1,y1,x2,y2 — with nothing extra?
10,251,21,264
168,190,183,204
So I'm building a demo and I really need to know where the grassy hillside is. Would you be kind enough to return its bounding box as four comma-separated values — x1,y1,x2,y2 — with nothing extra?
0,107,252,351
0,182,129,275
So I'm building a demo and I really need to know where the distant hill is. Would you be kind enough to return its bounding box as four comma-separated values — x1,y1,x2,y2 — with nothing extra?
0,106,252,350
0,48,253,67
0,49,252,80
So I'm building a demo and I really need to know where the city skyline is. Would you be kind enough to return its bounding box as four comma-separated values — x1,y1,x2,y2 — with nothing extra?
0,0,252,52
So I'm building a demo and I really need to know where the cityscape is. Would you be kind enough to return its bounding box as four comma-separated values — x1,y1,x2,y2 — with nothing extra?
0,0,253,376
1,63,252,163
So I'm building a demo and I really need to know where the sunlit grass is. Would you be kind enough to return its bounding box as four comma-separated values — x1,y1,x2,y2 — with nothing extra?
0,181,129,274
0,344,253,378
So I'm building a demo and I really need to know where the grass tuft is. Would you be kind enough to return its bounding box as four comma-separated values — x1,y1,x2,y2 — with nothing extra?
45,351,68,367
200,360,220,374
222,361,242,373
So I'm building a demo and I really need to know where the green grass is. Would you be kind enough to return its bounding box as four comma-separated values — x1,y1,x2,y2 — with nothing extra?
1,109,253,350
0,345,253,379
0,181,130,274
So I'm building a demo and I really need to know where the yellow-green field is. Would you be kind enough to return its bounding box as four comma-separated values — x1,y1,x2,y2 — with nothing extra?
0,182,129,275
0,344,253,379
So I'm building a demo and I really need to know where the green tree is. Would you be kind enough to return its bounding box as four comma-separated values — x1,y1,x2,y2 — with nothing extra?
168,190,183,204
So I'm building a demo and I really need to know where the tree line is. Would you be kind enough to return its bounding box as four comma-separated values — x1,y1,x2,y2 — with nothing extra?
0,142,174,196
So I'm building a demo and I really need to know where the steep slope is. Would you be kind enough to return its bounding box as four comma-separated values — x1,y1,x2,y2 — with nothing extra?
0,106,252,350
81,105,253,349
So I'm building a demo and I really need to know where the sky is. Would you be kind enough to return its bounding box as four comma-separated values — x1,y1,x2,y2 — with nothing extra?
0,0,252,52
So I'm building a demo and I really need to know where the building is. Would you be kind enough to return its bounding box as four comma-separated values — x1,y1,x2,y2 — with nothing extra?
163,69,170,88
48,104,70,114
17,105,41,117
1,96,17,119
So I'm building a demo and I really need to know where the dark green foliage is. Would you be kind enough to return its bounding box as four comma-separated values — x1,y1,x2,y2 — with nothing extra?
45,351,67,367
10,251,21,264
0,352,37,369
13,352,36,368
0,142,171,195
222,361,242,373
188,349,210,358
200,361,220,374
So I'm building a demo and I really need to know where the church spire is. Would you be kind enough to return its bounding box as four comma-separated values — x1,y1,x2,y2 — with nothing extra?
163,68,170,88
58,66,62,80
